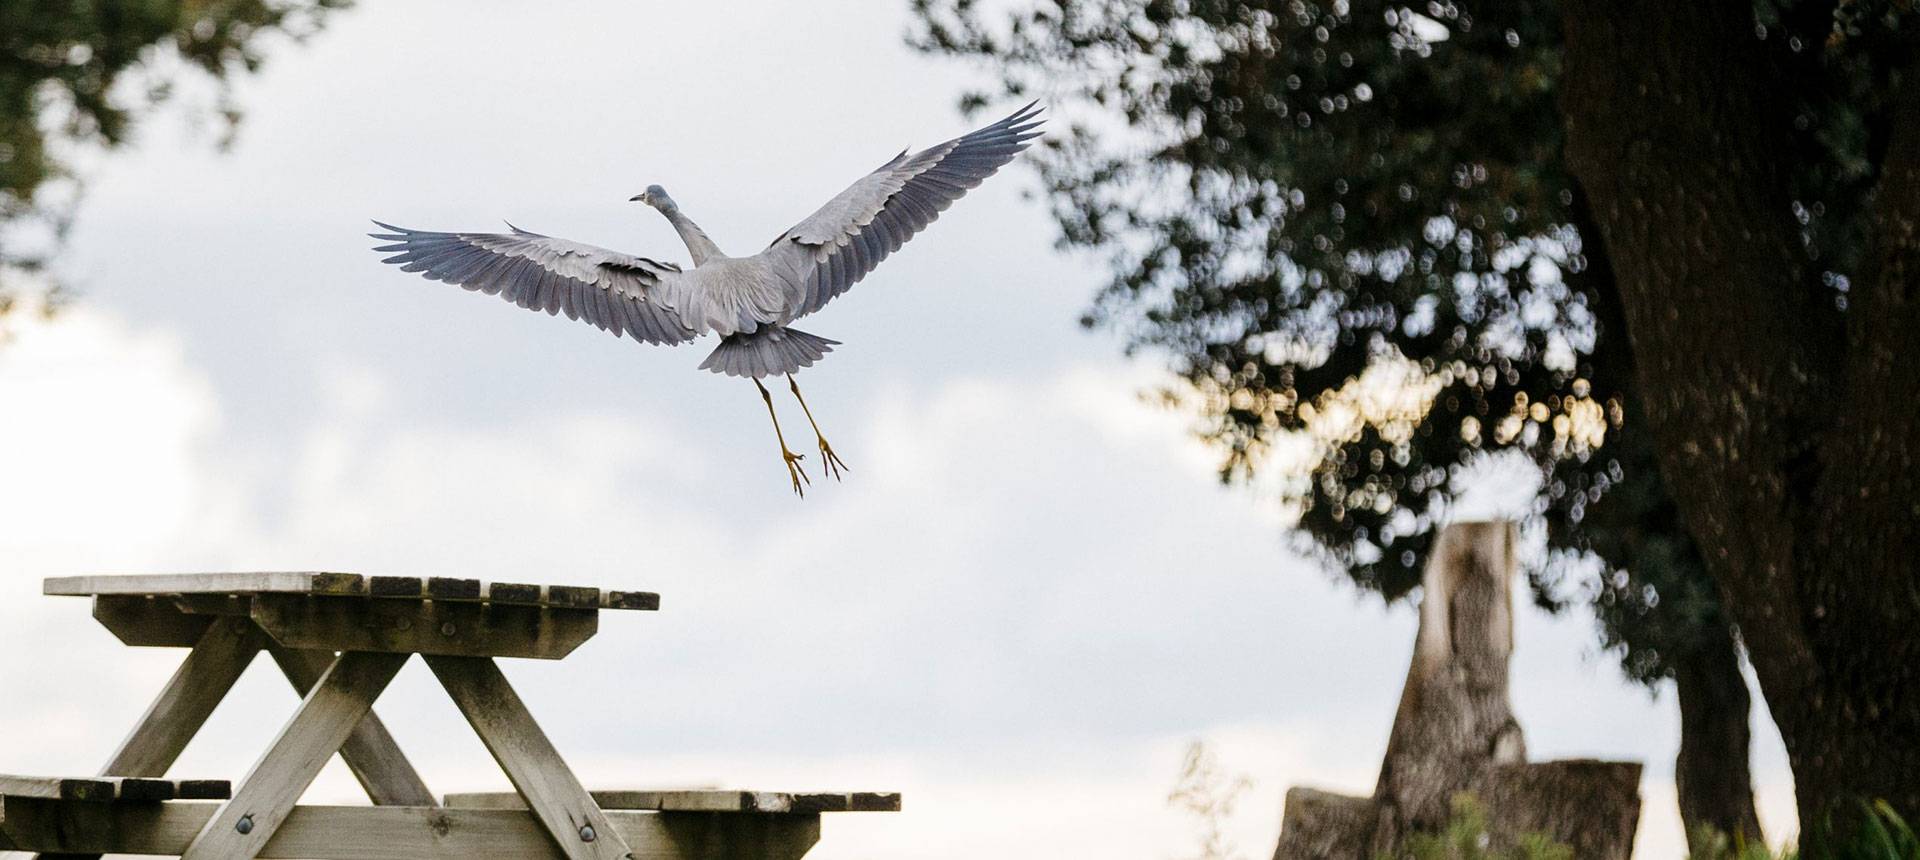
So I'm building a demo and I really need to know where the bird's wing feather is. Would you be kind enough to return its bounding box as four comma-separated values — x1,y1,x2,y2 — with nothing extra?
768,102,1043,317
369,223,699,345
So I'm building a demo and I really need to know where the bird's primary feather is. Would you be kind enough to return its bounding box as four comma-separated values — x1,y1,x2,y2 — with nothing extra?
771,101,1045,318
368,225,698,345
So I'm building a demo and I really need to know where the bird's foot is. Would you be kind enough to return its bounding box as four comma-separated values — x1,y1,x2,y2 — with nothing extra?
781,448,811,497
815,437,849,482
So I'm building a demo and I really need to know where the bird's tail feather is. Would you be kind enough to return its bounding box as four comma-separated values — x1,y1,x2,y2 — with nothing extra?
698,326,840,378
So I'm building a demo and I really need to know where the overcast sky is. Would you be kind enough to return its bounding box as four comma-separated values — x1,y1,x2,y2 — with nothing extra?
0,2,1795,857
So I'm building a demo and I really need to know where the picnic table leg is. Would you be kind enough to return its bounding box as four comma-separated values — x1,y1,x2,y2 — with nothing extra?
266,644,436,806
425,655,635,860
33,616,263,860
180,650,409,860
100,616,264,777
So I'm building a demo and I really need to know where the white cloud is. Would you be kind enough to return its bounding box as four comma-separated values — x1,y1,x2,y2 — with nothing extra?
0,307,220,554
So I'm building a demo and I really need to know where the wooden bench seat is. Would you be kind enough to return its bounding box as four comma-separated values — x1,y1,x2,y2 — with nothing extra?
444,788,902,813
0,801,826,858
0,774,229,802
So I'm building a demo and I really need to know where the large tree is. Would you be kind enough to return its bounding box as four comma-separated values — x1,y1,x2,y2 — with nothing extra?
911,0,1916,842
1559,0,1918,836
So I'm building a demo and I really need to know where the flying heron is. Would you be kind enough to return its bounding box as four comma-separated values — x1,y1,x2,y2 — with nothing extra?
370,103,1043,495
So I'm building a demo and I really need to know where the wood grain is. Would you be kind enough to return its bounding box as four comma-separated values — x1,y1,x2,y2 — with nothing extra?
425,655,633,860
47,573,658,611
0,775,229,802
46,573,367,598
91,595,214,648
98,616,263,778
446,788,902,813
0,799,822,859
181,651,409,860
265,645,435,807
251,596,598,660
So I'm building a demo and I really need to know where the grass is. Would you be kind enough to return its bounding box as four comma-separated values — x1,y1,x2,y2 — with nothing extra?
1686,800,1918,860
1390,796,1919,860
1387,796,1572,860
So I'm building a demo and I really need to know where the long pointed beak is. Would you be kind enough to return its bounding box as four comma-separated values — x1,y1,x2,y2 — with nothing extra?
628,193,645,202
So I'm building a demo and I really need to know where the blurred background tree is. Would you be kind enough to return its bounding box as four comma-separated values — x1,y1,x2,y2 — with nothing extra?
912,0,1912,847
0,0,349,331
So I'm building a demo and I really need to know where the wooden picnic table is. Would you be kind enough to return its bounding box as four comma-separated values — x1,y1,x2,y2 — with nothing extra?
0,573,898,859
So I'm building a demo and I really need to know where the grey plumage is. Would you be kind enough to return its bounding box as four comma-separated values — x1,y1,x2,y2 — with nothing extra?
370,102,1043,379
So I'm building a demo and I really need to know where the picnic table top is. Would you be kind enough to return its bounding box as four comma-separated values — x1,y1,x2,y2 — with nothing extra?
44,572,659,611
445,788,902,813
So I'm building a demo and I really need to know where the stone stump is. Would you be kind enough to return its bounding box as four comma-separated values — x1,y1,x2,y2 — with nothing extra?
1271,521,1642,859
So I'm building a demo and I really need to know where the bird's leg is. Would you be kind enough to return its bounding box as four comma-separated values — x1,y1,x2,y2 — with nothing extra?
756,378,809,496
787,374,848,481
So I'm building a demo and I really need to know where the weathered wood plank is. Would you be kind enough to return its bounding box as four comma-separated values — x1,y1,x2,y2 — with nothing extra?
0,799,822,859
368,575,426,597
265,645,436,807
484,582,543,604
92,596,214,647
603,590,661,610
545,585,600,609
480,582,657,610
427,577,481,600
181,651,409,860
109,778,177,802
99,616,263,777
173,780,233,801
425,655,633,860
46,573,367,598
653,812,823,860
170,593,254,616
445,788,903,813
109,777,229,802
251,596,599,660
48,573,658,610
0,776,230,802
0,776,114,801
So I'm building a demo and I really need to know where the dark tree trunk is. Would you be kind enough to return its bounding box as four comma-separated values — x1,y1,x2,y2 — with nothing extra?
1569,184,1767,851
1673,621,1764,849
1559,0,1920,834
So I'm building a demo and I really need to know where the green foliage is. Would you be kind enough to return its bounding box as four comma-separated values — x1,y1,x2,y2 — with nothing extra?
907,0,1889,689
1847,801,1920,859
0,0,348,310
1386,795,1570,860
1390,796,1919,860
1803,800,1920,860
1689,800,1920,860
1688,824,1790,860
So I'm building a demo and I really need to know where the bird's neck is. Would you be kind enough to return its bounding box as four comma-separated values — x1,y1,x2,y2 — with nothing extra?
660,206,724,265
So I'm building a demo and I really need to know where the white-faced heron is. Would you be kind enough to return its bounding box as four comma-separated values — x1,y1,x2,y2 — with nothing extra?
371,103,1043,495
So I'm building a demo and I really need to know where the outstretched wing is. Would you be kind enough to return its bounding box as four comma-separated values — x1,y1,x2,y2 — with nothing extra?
369,223,698,346
768,102,1044,318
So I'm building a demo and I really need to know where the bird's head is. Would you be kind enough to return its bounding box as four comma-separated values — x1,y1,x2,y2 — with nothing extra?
629,184,674,210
